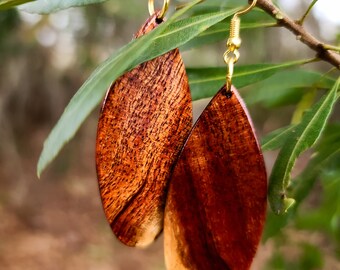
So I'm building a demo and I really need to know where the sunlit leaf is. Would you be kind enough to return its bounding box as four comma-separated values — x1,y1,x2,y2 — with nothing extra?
188,59,313,100
37,3,238,177
294,129,340,239
182,21,275,50
246,70,336,107
291,90,317,124
292,123,340,205
19,0,106,14
0,0,34,10
189,0,236,14
263,124,340,240
261,125,296,151
268,77,340,215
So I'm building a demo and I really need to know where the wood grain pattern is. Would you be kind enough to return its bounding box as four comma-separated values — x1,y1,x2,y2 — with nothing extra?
164,85,267,270
96,13,192,247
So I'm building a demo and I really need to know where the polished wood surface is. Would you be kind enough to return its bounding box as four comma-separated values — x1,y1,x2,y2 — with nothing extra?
96,13,192,247
164,86,267,270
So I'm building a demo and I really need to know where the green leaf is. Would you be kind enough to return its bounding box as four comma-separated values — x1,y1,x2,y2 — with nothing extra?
298,243,324,269
182,21,276,50
148,9,237,58
188,59,313,100
295,169,340,238
262,210,292,241
263,124,340,240
268,77,340,215
261,124,297,151
246,69,336,107
292,123,340,205
189,0,269,17
189,0,236,14
0,0,34,10
19,0,107,14
184,4,274,49
291,89,317,124
304,125,340,169
37,3,238,177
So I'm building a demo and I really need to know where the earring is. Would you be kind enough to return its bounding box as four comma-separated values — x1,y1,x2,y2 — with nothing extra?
164,1,267,269
96,0,192,247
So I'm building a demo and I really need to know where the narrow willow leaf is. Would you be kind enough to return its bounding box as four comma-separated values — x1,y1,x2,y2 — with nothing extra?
291,89,316,124
313,125,340,164
37,2,236,177
246,70,335,107
149,8,238,59
190,0,235,14
190,0,268,17
262,210,292,241
182,21,275,50
188,59,313,100
187,5,273,48
19,0,107,14
290,126,340,210
269,77,340,215
263,124,340,240
0,0,34,10
293,124,340,204
261,125,296,151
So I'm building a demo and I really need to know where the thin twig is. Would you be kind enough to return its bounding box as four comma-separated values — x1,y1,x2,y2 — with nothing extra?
297,0,319,25
254,0,340,69
323,44,340,53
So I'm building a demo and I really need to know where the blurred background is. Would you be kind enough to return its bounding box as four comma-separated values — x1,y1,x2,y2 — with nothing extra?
0,0,339,269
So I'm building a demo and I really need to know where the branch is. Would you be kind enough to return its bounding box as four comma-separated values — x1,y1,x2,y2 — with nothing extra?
255,0,340,69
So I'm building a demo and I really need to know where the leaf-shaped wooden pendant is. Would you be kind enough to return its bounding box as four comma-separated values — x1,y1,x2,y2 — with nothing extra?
164,85,267,270
96,13,192,247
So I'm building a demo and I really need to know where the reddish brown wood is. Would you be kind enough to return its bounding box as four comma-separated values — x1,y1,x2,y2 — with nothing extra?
96,13,192,247
164,85,267,270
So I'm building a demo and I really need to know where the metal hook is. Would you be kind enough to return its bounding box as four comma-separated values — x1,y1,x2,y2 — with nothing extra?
224,0,257,92
226,0,258,60
148,0,170,20
234,0,257,17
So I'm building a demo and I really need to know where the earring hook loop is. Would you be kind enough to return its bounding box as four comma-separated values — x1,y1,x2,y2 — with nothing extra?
224,0,257,92
148,0,170,20
234,0,257,17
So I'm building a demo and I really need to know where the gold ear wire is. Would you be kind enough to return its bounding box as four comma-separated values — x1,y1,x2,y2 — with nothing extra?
148,0,170,20
235,0,257,17
224,0,257,92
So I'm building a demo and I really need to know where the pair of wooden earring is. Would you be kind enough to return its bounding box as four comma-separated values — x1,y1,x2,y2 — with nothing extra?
96,10,267,270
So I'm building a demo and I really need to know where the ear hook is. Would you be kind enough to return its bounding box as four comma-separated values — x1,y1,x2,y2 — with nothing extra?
224,0,257,92
235,0,257,17
148,0,170,20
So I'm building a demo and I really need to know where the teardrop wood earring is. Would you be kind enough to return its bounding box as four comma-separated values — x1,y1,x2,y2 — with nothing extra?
164,1,267,269
96,0,192,248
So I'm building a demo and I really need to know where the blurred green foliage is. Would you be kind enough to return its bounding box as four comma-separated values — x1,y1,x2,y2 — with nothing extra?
1,0,339,269
0,8,19,52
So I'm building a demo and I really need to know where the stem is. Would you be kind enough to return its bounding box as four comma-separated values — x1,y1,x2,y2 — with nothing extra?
323,44,340,53
297,0,319,25
254,0,340,69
